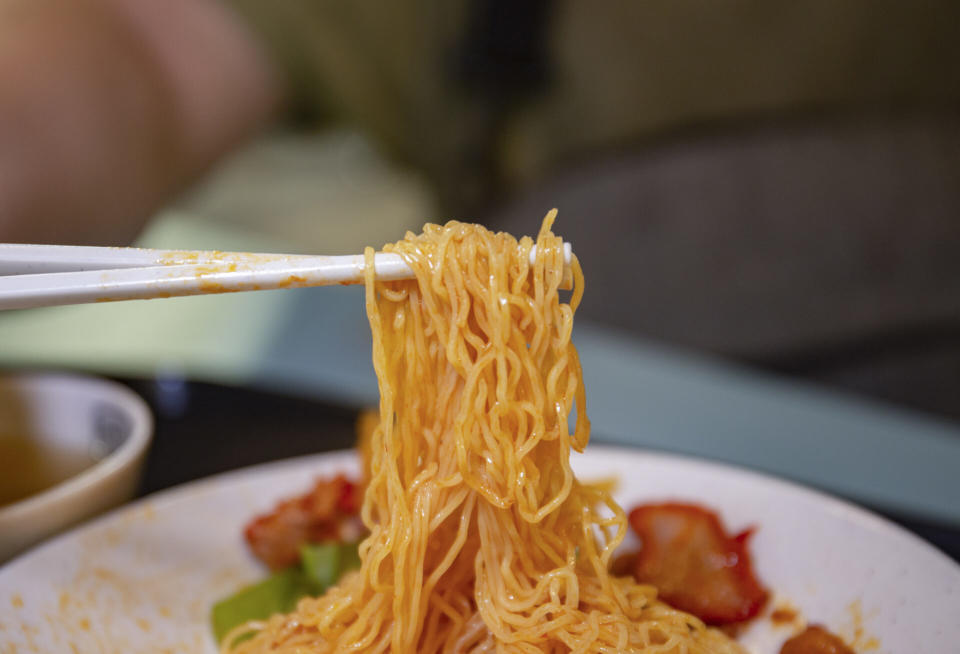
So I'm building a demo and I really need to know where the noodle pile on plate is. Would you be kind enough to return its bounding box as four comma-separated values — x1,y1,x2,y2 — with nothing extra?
226,213,743,653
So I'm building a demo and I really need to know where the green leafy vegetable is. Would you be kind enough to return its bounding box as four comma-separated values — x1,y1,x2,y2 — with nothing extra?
301,541,361,590
211,541,361,644
210,568,314,643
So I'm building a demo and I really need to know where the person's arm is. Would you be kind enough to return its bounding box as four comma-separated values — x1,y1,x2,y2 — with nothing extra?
0,0,281,245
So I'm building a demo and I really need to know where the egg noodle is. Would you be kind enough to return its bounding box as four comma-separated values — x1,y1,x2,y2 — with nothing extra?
225,213,743,653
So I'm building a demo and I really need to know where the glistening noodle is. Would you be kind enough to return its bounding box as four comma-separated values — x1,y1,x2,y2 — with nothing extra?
224,213,745,653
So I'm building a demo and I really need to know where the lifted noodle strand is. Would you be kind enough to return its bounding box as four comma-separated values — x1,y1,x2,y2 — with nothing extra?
227,214,743,654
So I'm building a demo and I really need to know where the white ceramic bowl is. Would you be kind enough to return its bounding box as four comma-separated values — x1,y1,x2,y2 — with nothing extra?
0,372,152,561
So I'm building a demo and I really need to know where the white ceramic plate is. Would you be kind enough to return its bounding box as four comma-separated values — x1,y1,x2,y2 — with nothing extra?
1,446,957,653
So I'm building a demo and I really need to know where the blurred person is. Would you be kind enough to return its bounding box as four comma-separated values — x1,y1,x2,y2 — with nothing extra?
0,0,279,245
2,0,959,416
4,0,960,243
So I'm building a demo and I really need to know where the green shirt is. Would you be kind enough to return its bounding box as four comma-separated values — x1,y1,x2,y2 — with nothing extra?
228,0,960,205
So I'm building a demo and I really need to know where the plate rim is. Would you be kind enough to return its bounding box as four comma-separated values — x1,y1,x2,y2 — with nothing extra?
2,444,957,578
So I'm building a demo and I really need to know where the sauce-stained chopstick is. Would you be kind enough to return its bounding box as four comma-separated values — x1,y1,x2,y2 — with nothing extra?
0,243,572,310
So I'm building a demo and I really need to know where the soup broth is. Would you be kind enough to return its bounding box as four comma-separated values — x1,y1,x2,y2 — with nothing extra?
0,434,98,507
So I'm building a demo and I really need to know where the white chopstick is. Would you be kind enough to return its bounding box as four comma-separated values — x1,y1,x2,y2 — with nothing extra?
0,243,572,311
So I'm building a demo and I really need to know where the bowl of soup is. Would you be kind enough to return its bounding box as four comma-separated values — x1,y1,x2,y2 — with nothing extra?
0,372,153,562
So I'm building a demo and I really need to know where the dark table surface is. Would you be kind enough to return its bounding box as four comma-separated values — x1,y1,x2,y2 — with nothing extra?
124,377,960,563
